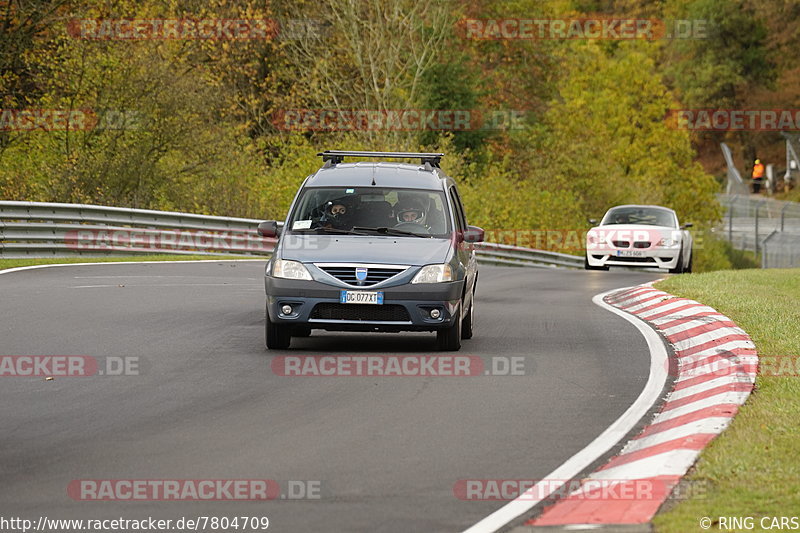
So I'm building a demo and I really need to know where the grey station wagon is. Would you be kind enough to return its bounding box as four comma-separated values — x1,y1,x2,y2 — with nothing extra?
257,150,483,351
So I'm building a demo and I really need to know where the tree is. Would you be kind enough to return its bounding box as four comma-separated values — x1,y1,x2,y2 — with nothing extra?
662,0,776,110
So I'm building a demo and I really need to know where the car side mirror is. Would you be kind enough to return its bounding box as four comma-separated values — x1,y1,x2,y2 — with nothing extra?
257,220,281,238
463,225,484,243
588,218,598,225
682,222,693,229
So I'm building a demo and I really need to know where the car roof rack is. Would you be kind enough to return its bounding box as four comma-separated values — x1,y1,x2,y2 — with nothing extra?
317,150,444,168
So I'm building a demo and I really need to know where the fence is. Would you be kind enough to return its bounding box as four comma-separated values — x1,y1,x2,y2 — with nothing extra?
717,194,800,267
762,231,800,268
0,201,584,268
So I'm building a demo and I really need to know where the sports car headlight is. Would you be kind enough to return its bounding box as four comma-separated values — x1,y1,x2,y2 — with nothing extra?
657,237,679,247
411,264,453,284
272,259,312,280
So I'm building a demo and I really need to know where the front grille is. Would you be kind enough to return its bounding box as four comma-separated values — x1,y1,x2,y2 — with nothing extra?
611,256,658,264
633,241,651,249
612,240,630,248
318,265,405,286
310,303,411,322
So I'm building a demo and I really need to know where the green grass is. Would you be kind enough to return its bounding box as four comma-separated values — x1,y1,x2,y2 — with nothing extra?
653,270,800,532
0,254,264,271
774,188,800,203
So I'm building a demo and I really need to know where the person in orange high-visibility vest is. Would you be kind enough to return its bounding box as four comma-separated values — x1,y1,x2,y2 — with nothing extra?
752,159,765,193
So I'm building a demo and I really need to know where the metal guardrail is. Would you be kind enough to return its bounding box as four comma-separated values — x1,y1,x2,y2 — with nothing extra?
474,242,583,269
0,201,583,268
782,133,800,189
0,201,274,258
721,142,750,196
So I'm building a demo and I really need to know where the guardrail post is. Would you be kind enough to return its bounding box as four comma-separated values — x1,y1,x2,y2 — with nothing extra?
762,230,777,268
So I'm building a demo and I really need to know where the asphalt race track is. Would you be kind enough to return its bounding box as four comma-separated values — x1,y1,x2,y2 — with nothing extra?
0,262,661,532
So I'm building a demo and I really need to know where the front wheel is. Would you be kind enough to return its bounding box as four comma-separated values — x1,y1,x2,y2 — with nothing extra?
461,297,474,340
437,304,462,351
265,305,291,349
669,251,685,274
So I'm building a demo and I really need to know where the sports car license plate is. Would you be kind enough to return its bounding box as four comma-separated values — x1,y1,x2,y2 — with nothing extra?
616,250,646,257
340,290,384,305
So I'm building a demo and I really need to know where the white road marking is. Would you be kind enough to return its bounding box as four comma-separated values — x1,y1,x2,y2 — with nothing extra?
626,417,732,451
588,449,700,479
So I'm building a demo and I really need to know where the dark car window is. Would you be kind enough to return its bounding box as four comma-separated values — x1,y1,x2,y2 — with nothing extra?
601,207,677,228
287,187,452,237
448,187,466,232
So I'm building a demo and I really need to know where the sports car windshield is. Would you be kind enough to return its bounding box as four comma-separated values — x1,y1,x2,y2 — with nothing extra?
602,207,677,228
287,187,452,237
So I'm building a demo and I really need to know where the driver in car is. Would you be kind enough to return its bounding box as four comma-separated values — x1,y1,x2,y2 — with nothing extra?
395,198,426,226
613,213,629,224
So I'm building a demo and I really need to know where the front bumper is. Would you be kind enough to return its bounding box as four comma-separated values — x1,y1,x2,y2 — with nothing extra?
265,277,464,332
586,248,680,269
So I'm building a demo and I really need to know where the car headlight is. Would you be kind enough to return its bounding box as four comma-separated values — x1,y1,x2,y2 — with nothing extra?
657,237,679,247
272,259,312,280
411,264,453,284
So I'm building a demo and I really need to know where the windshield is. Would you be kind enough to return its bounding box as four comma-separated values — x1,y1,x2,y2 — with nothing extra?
287,187,452,237
602,207,677,228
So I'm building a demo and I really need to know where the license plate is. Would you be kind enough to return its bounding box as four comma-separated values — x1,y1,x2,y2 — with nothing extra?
340,290,384,305
616,250,646,257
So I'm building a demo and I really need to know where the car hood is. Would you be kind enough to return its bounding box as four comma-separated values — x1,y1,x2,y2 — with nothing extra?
279,234,453,266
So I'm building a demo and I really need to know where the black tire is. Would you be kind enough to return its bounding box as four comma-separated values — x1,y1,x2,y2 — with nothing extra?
461,297,474,340
292,326,312,337
669,251,684,274
685,250,693,273
265,305,291,349
584,255,609,271
437,304,462,351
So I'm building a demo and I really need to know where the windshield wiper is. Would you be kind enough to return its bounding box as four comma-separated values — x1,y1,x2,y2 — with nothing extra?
351,226,430,238
293,227,370,236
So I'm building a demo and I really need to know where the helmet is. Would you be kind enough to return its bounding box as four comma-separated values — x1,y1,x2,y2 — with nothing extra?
395,198,426,224
755,159,761,165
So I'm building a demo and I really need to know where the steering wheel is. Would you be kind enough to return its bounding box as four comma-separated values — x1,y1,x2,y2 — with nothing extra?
393,222,431,235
